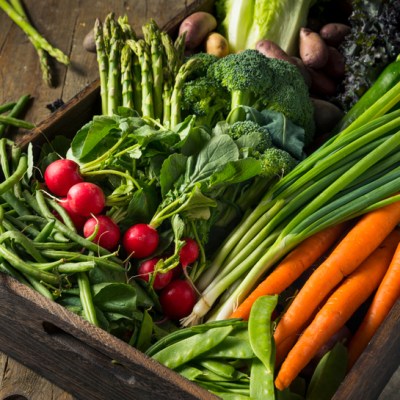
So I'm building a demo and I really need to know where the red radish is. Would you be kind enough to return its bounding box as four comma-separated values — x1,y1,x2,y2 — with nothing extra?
179,238,200,267
159,280,197,320
57,197,87,230
137,258,173,290
83,215,121,250
122,223,159,259
44,159,83,196
67,182,105,217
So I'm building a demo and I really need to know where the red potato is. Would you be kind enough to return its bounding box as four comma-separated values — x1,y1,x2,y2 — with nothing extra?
299,28,329,69
319,23,351,47
323,46,346,79
256,40,296,65
178,11,217,50
205,32,229,58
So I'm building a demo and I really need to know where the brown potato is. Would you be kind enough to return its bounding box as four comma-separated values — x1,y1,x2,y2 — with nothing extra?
290,56,312,88
308,68,338,97
205,32,229,58
178,11,217,50
319,23,351,47
256,40,295,64
323,46,345,79
299,28,329,69
312,98,344,134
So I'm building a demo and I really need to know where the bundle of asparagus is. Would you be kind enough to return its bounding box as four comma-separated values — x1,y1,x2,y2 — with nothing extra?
94,13,195,128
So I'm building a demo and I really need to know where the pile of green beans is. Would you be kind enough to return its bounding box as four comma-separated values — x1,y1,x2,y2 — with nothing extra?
0,138,125,325
147,295,278,399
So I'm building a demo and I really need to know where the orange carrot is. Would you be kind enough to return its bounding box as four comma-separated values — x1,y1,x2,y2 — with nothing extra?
275,229,400,391
229,222,349,320
273,200,400,360
347,241,400,369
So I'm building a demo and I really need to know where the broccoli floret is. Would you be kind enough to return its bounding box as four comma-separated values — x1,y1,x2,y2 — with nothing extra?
229,120,272,158
185,52,220,80
208,49,315,144
181,76,230,127
259,147,297,179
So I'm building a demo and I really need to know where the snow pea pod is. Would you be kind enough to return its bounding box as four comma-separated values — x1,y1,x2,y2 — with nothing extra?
202,336,254,359
248,295,278,400
152,325,233,370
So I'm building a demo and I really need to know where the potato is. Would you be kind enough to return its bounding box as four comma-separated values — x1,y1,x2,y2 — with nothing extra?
83,28,96,53
299,28,329,69
323,46,345,79
290,56,312,88
256,40,295,64
178,11,217,50
308,68,338,97
319,23,351,47
312,98,344,134
205,32,229,58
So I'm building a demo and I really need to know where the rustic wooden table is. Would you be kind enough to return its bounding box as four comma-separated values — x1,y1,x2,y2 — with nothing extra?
0,1,399,399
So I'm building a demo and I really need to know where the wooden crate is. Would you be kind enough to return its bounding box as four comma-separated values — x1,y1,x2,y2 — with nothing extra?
3,8,400,399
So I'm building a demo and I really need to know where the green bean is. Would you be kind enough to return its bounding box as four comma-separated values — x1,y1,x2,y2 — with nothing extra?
0,259,30,285
0,244,59,284
30,259,66,271
52,231,71,243
0,95,31,137
152,326,234,370
2,191,30,216
32,241,79,251
40,249,125,272
33,219,56,242
0,138,10,178
4,214,40,237
10,143,23,196
46,198,76,232
248,295,277,400
0,230,47,262
145,318,245,357
25,275,54,300
58,261,96,274
0,154,27,196
17,215,47,224
0,102,16,114
77,272,99,326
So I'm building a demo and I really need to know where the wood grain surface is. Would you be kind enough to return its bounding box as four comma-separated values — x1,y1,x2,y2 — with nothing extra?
0,1,400,399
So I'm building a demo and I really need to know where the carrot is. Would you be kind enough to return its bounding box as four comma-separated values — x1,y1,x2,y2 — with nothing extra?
347,241,400,369
275,229,400,391
273,200,400,360
229,222,349,321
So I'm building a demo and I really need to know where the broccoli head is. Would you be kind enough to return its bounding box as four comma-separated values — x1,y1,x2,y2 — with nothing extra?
185,52,220,80
208,49,315,144
228,120,272,158
259,147,297,179
181,76,230,128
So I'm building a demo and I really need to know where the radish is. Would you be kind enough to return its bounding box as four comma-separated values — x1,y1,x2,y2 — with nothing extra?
67,182,105,217
122,223,159,259
179,237,200,267
57,197,87,230
159,280,197,320
137,257,173,290
83,215,121,250
44,159,83,196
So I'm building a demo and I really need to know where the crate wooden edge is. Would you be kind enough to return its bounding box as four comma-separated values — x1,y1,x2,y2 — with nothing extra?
0,273,217,400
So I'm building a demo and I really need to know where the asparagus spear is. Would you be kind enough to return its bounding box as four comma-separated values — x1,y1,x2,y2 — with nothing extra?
94,19,109,115
0,0,69,66
128,39,154,118
9,0,53,86
143,19,164,121
121,44,134,110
